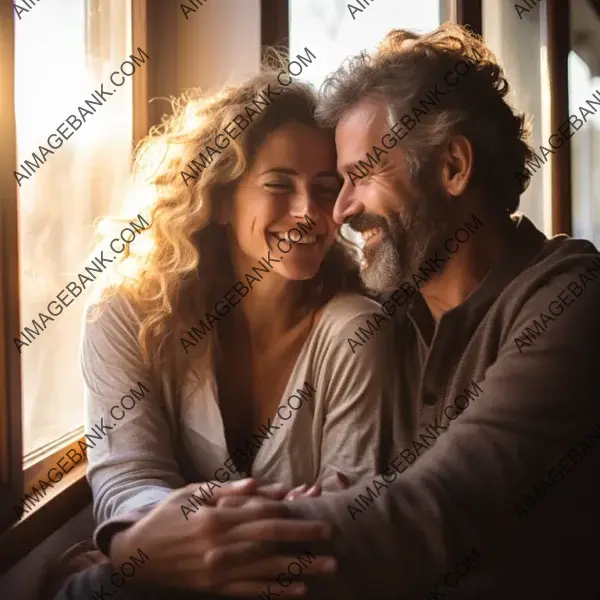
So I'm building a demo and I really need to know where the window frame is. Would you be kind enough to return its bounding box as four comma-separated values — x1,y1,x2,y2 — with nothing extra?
0,0,149,573
456,0,482,36
261,0,289,54
547,0,573,235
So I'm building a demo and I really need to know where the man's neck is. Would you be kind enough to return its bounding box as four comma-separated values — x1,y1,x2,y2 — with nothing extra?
421,212,515,320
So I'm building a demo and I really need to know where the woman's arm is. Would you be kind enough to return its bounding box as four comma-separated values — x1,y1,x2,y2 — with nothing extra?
82,293,185,537
313,302,399,491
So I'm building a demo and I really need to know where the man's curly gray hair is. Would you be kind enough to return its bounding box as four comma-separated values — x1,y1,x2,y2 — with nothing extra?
316,23,535,214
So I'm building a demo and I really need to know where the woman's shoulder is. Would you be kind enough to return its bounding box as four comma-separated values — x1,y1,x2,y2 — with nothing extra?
313,292,393,344
319,292,384,322
82,286,143,343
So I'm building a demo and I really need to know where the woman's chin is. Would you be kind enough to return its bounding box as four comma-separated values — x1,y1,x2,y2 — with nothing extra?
276,262,323,281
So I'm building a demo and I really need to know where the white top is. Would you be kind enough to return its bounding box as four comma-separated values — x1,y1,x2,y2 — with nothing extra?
83,291,399,525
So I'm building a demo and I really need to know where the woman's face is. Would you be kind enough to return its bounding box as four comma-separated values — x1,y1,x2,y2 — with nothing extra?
227,122,341,281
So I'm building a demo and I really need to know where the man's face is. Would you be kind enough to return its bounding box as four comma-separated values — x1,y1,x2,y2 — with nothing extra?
334,98,453,294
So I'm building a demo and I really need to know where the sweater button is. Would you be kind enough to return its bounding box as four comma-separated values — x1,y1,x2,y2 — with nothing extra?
423,392,437,405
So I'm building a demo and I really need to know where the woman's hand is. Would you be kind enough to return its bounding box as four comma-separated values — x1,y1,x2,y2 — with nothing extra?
108,478,336,596
284,483,322,501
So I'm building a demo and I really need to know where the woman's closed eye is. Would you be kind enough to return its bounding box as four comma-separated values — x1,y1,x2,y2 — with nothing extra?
264,181,294,193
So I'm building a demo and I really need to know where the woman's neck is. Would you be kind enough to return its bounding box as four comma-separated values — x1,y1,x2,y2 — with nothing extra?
232,278,314,352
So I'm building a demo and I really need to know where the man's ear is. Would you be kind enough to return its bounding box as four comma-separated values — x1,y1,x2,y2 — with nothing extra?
440,134,473,197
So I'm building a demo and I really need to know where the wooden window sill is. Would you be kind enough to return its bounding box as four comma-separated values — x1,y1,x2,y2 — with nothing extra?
0,462,92,574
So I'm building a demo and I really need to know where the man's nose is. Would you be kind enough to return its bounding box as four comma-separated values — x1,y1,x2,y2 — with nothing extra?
333,183,361,225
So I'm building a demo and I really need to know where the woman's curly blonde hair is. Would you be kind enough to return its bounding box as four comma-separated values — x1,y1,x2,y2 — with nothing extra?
91,56,362,375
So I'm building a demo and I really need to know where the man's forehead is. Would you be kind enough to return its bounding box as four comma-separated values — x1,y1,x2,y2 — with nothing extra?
336,98,389,140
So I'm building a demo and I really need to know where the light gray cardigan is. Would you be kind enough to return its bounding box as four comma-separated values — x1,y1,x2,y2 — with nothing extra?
82,291,399,541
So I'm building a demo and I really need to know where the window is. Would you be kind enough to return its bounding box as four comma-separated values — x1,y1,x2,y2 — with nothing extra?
569,0,600,244
289,0,442,90
0,1,148,559
15,0,133,463
288,0,444,245
482,0,552,236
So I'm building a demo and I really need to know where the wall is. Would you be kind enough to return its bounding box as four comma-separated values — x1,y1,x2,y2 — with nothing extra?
147,0,262,128
0,506,94,600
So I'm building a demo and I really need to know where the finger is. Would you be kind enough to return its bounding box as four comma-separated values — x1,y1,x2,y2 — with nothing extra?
217,495,255,508
215,580,307,597
204,478,257,504
285,484,310,501
224,554,336,579
214,502,291,528
227,517,331,543
207,542,337,578
204,542,337,579
256,483,291,500
205,540,266,568
285,492,302,501
185,479,257,507
304,484,321,497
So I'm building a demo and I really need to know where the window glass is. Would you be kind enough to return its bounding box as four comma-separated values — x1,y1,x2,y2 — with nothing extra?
15,0,133,461
289,0,442,245
483,0,552,236
569,0,600,244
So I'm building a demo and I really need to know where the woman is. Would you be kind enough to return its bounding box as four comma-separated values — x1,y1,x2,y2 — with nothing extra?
72,65,398,597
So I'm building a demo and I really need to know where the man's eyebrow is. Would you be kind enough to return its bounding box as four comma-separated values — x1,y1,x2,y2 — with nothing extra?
339,154,389,175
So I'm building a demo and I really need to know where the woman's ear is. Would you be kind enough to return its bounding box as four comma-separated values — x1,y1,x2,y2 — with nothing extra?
212,191,232,225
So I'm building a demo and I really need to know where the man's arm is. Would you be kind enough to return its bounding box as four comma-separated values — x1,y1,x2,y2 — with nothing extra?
285,266,600,598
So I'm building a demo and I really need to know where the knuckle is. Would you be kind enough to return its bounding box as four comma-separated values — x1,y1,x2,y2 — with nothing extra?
200,553,216,587
204,547,223,569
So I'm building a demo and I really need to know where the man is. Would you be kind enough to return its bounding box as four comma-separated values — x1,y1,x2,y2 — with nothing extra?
280,22,600,599
209,22,599,599
55,23,600,600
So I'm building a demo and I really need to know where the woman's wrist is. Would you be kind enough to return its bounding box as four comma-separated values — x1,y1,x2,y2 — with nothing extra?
108,526,135,567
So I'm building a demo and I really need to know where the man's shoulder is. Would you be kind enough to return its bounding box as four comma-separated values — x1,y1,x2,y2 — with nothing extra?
505,235,600,309
495,235,600,353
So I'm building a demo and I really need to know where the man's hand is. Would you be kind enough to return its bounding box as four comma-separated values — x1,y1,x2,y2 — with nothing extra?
109,479,336,596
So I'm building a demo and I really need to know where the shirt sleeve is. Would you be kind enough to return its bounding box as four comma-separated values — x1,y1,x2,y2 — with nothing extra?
285,264,600,598
313,309,398,492
82,293,185,551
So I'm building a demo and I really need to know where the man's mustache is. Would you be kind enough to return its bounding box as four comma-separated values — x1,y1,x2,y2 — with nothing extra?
345,212,389,234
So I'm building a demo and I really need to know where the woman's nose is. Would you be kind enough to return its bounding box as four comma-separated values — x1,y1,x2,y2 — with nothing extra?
290,190,320,221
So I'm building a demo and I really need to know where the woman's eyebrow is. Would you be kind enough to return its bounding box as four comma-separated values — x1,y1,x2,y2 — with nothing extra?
258,167,298,176
258,168,341,183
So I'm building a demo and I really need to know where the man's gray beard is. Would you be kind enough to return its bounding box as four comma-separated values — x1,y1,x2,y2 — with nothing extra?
359,228,439,294
360,232,403,294
359,200,453,295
